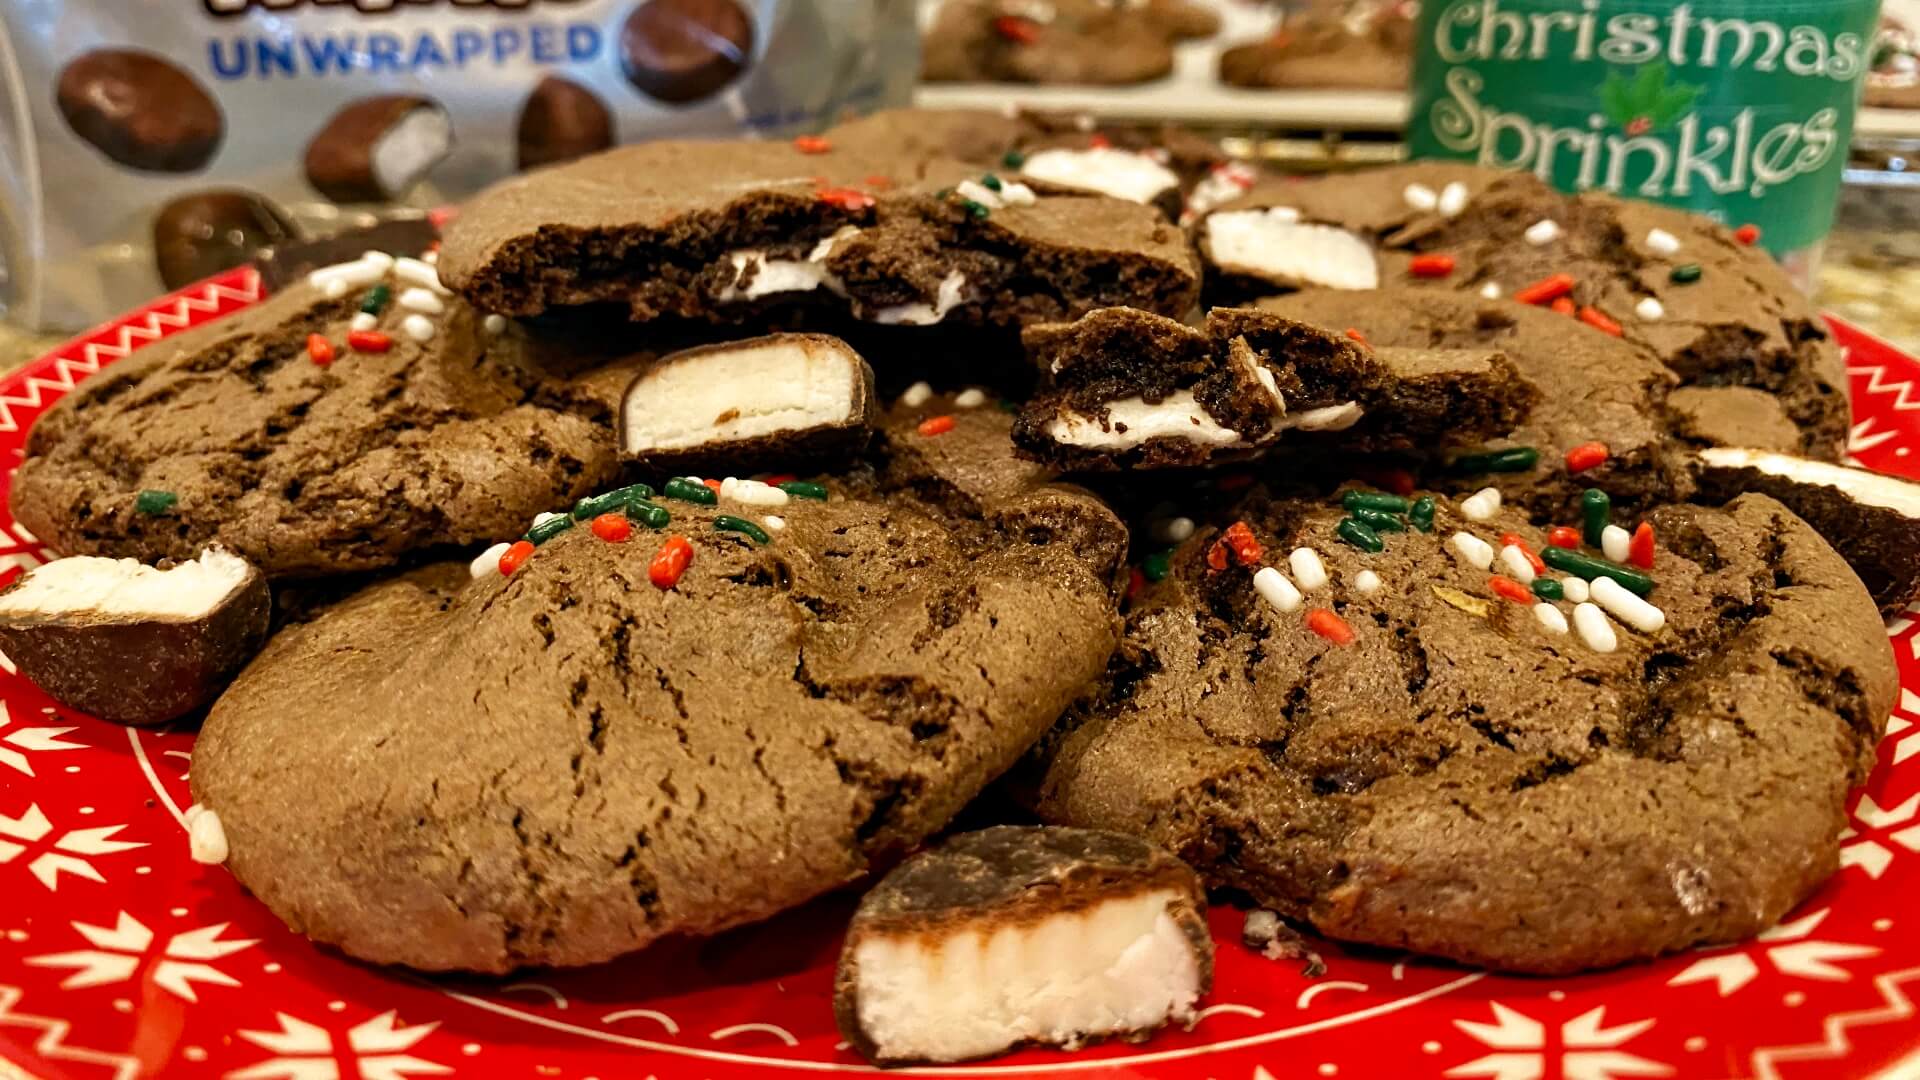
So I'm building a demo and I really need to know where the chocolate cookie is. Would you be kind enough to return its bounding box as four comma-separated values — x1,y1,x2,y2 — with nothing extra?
922,0,1179,85
1219,2,1413,91
1027,489,1893,973
12,253,634,579
437,139,1199,329
1013,306,1535,471
190,405,1128,972
1199,163,1848,459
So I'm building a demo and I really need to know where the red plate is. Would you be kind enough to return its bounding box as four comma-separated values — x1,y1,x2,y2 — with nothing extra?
2,268,1919,1080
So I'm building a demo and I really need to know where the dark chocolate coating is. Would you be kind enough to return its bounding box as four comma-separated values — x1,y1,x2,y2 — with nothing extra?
620,0,756,104
0,566,269,726
56,49,223,173
517,76,615,172
153,191,301,291
304,95,444,203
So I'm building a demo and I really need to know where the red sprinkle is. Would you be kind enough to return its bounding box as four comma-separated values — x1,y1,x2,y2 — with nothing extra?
1577,306,1624,337
701,478,723,492
1514,273,1577,306
1345,327,1371,347
1734,223,1761,246
1550,297,1577,316
863,174,895,190
1409,253,1456,278
1565,441,1610,472
306,333,335,367
1499,533,1547,575
1222,521,1264,566
1629,522,1656,570
762,473,798,486
1356,466,1417,497
993,14,1041,42
793,134,831,154
918,415,957,437
1306,608,1356,645
1215,472,1256,492
1089,134,1113,149
817,186,876,212
498,540,535,576
427,206,459,230
591,512,633,543
1128,567,1147,601
1206,538,1230,572
347,329,392,353
1488,575,1535,605
649,536,694,590
1548,526,1582,550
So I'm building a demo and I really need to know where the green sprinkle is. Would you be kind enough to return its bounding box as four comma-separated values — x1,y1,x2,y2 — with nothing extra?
1531,578,1565,602
963,200,990,220
1336,518,1385,553
1450,447,1540,474
1142,549,1174,582
1409,496,1436,533
714,514,770,544
663,477,718,505
933,187,951,199
1001,149,1027,168
573,483,656,520
1350,507,1405,532
1541,547,1654,597
982,173,1003,191
525,514,574,545
997,398,1020,413
358,283,390,315
1670,263,1703,284
134,489,177,515
1581,487,1612,548
778,481,829,501
627,500,671,529
1343,490,1410,514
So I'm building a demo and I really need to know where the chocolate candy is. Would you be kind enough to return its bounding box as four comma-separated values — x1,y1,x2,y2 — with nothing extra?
517,76,615,172
56,49,223,173
620,0,756,104
304,95,452,204
152,191,300,291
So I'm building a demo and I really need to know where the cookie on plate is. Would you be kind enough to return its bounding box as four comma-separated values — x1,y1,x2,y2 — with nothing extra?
1219,1,1413,91
12,253,638,579
190,401,1130,972
921,0,1197,85
1198,162,1849,459
1026,488,1893,973
438,139,1199,330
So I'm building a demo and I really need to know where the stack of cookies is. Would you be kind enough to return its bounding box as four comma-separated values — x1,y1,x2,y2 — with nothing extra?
3,109,1913,1066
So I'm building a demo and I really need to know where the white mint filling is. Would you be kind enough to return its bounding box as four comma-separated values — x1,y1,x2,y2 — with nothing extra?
1698,447,1920,517
371,105,453,200
0,549,250,621
622,338,860,453
850,889,1203,1064
715,229,857,303
1047,391,1242,449
870,270,969,326
1020,147,1180,205
1205,211,1379,290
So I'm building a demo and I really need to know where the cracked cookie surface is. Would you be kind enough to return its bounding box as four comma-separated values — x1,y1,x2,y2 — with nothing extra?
190,403,1128,973
1025,490,1893,973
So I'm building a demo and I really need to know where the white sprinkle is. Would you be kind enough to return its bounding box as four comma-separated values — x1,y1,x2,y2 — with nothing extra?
1635,297,1665,321
900,381,933,408
1573,602,1617,652
1499,545,1537,584
422,250,439,265
532,511,564,527
1450,532,1494,570
1601,524,1631,563
998,181,1038,207
1438,181,1469,217
1073,113,1097,132
954,388,988,409
394,256,450,294
1354,570,1381,594
401,314,435,343
719,477,790,507
1646,228,1681,256
1253,567,1303,613
470,542,510,579
184,802,204,825
483,313,508,336
398,287,445,315
1403,183,1438,211
359,251,396,273
309,256,386,293
350,312,379,332
1590,576,1666,633
1479,282,1503,300
323,278,349,299
1533,603,1569,634
1525,219,1562,246
956,178,1002,207
1288,547,1329,591
188,809,228,865
762,515,785,532
1460,487,1502,522
1561,576,1590,603
1151,516,1195,545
